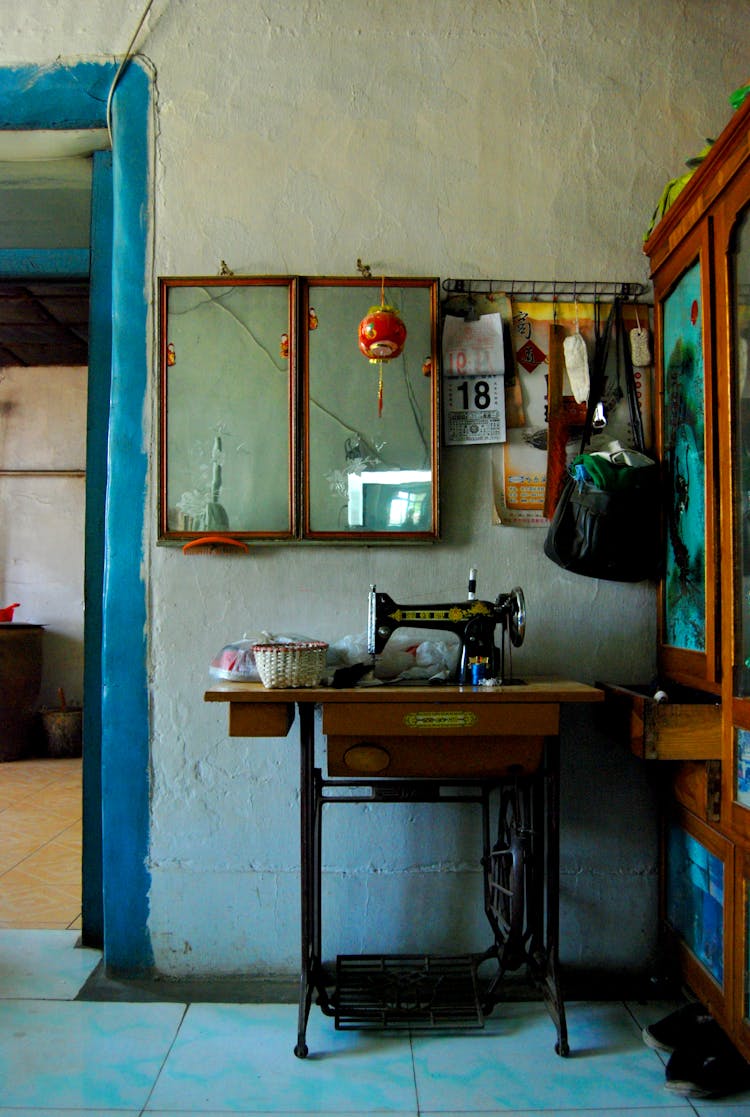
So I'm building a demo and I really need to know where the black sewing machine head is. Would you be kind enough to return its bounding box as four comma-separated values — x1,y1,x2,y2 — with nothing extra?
367,582,526,684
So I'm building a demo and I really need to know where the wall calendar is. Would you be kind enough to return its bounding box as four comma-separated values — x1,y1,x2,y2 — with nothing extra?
441,312,507,445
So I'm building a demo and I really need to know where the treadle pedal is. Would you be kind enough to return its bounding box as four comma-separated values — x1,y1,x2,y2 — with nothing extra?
335,954,484,1030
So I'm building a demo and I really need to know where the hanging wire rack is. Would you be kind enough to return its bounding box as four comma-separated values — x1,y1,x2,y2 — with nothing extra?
442,278,650,301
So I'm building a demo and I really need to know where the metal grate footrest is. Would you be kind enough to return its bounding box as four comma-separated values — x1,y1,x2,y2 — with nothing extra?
335,954,484,1030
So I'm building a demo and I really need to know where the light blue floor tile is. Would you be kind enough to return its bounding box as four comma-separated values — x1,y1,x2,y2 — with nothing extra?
0,1111,140,1116
625,998,688,1032
0,1000,186,1109
147,1003,418,1113
411,1001,686,1112
694,1107,750,1114
426,1111,696,1117
0,929,100,999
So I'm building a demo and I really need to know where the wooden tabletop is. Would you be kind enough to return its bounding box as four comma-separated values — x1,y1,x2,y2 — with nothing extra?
204,677,604,706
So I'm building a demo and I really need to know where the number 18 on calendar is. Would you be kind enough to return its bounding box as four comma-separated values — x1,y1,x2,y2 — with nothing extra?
442,313,507,446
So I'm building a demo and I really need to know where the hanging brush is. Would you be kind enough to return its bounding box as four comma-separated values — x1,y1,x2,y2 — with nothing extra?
630,304,651,367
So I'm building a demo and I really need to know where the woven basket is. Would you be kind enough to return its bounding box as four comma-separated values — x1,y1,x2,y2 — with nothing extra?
252,641,328,689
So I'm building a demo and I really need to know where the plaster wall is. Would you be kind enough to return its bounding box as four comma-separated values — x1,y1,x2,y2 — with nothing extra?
0,365,86,709
3,0,747,981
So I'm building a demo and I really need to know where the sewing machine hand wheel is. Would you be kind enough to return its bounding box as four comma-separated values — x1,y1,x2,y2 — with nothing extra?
507,587,526,648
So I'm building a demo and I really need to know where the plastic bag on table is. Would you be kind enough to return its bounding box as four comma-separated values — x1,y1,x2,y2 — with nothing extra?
327,629,461,681
210,631,320,681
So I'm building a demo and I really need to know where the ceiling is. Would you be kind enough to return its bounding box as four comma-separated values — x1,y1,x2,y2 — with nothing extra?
0,132,106,369
0,280,89,367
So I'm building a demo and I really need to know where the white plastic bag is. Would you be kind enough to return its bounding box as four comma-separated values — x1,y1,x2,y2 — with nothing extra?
209,638,261,681
327,629,460,682
210,631,321,681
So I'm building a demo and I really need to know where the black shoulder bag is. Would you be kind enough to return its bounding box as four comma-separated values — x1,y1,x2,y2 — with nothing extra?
543,299,661,582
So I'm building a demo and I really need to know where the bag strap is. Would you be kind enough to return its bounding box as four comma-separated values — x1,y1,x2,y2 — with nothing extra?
578,298,617,452
578,297,648,455
616,300,646,452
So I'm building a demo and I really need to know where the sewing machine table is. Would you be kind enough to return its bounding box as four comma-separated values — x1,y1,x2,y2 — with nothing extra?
204,678,603,1057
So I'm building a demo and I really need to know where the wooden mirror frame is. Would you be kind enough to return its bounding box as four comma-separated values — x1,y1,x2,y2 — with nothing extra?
300,276,440,542
158,276,298,542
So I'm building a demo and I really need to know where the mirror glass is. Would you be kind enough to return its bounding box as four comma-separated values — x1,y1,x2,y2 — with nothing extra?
159,277,296,540
302,277,439,539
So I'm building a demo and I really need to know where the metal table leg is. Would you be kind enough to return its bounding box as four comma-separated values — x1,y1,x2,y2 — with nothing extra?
295,702,314,1057
480,739,568,1056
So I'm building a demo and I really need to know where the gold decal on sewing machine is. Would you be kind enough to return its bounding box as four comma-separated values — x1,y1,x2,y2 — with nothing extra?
404,711,478,729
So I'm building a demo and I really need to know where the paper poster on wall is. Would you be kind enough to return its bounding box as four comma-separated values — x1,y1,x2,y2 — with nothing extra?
491,301,653,526
442,312,506,445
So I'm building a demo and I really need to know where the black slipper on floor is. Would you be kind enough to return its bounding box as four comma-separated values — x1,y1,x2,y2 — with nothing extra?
641,1001,712,1053
664,1027,750,1098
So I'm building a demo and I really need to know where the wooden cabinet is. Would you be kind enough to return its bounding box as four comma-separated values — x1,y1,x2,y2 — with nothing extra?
644,94,750,1056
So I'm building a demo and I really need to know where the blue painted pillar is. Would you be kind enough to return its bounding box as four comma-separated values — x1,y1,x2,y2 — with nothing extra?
81,148,113,947
101,59,153,973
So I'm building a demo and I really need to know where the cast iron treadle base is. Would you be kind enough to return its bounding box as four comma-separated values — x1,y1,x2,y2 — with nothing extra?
335,954,484,1030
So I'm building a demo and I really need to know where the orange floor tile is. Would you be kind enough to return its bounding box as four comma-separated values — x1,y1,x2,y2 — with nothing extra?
0,757,82,930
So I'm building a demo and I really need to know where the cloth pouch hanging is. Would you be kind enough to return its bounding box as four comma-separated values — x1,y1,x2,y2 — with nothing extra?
563,329,589,403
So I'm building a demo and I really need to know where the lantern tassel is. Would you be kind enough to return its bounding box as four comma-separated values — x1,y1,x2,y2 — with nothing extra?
378,362,384,416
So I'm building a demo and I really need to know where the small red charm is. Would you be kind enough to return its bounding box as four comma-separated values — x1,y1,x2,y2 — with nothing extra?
358,304,407,361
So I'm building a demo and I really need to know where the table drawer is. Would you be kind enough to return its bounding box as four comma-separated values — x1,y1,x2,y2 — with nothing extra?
326,734,545,778
229,702,294,738
322,701,559,738
600,683,720,760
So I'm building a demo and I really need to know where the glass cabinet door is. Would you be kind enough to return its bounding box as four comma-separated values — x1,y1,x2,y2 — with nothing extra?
662,260,708,656
653,224,719,690
728,195,750,841
735,847,750,1052
731,201,750,702
713,163,750,843
666,817,725,988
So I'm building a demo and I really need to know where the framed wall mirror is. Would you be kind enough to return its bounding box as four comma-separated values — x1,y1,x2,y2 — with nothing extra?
159,277,297,541
301,277,440,541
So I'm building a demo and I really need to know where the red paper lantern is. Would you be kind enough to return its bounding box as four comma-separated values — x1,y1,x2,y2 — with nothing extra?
357,304,407,361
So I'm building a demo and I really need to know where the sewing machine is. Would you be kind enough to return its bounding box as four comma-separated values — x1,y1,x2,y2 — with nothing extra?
367,575,526,684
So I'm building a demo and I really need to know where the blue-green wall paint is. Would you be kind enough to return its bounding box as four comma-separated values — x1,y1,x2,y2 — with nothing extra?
0,63,114,129
101,59,153,972
0,60,153,972
82,148,114,947
0,249,89,277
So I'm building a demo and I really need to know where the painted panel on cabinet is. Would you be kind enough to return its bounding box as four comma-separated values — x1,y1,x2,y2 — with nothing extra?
663,260,706,653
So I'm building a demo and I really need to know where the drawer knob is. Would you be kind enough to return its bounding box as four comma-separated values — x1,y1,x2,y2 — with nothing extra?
343,743,390,773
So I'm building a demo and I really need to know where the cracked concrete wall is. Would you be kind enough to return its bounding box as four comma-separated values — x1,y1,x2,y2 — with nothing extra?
3,0,747,980
0,366,86,709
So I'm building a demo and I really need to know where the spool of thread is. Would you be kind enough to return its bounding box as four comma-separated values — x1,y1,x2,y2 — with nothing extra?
471,662,487,685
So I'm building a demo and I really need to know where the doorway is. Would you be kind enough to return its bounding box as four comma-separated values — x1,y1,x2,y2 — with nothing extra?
0,274,89,929
0,59,153,972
